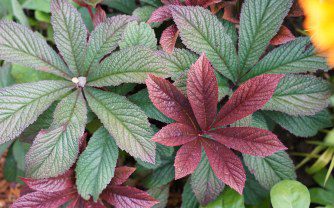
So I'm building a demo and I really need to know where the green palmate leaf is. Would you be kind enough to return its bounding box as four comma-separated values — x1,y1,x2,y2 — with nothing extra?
244,167,269,205
25,90,87,179
119,22,157,50
158,49,198,79
238,0,293,71
144,161,174,188
243,151,296,190
84,87,156,163
191,152,225,205
11,64,61,83
109,83,137,96
203,188,245,208
88,46,167,87
182,179,200,208
241,38,329,81
263,110,332,137
103,0,136,14
270,180,310,208
171,6,239,82
84,15,136,74
263,74,331,116
133,6,161,28
51,0,87,76
148,185,170,208
0,63,15,88
129,89,174,124
0,80,73,144
136,144,174,170
251,111,275,131
220,19,238,46
0,20,71,78
76,127,119,201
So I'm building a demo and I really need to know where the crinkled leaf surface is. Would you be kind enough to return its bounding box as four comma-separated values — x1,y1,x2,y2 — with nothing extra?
160,24,179,54
84,87,156,163
25,90,87,179
88,47,167,87
76,127,119,201
171,6,239,81
182,179,199,208
263,74,331,116
0,80,73,144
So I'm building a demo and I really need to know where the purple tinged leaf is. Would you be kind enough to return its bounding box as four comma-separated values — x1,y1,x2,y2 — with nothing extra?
160,24,179,54
214,74,284,127
147,6,173,23
187,53,218,130
110,167,136,186
209,127,287,157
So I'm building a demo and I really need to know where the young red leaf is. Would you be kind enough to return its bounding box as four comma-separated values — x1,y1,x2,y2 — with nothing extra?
214,74,284,127
209,127,287,157
92,5,107,27
160,24,179,54
202,140,246,194
174,139,202,179
270,25,295,45
147,6,173,23
110,167,136,186
102,186,158,208
12,189,76,208
146,74,198,129
20,169,74,193
187,53,218,130
152,123,198,146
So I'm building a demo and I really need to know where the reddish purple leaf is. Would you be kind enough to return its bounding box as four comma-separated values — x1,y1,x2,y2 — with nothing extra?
152,123,198,146
20,186,35,196
102,186,158,208
270,25,295,45
187,53,218,130
67,197,105,208
214,74,284,127
202,140,246,194
110,167,136,186
209,127,287,157
92,5,107,27
288,1,303,17
147,6,172,23
12,189,76,208
174,139,202,179
20,170,74,193
160,24,179,54
146,74,198,129
184,0,221,7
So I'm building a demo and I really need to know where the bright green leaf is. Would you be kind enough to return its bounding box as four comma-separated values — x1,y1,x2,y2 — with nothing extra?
103,0,136,14
0,63,15,88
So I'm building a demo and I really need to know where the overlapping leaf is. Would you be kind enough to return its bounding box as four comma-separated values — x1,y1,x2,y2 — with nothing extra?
160,24,179,53
0,63,14,88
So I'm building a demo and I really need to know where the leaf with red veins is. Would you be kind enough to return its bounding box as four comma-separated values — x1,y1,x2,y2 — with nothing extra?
214,74,285,127
160,24,180,54
270,25,295,46
110,167,136,186
153,123,198,146
209,127,287,157
12,189,76,208
187,53,218,130
174,139,202,179
146,74,198,129
202,140,246,194
185,0,221,7
102,186,158,208
147,6,173,23
20,169,74,193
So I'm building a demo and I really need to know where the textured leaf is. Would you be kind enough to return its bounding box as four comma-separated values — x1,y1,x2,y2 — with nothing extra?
0,80,73,144
128,89,174,123
51,0,87,76
238,0,293,70
270,25,295,46
187,53,218,130
243,151,296,190
202,140,245,195
141,0,162,7
174,140,202,179
85,87,156,163
191,151,225,205
146,74,198,128
103,0,136,14
144,161,174,188
263,74,331,116
209,127,286,157
243,168,269,205
88,47,167,87
11,0,29,26
133,6,162,28
11,64,61,84
0,63,15,88
182,179,200,208
25,90,87,179
136,144,174,170
147,6,172,23
84,15,135,74
214,74,284,127
147,185,169,208
111,167,136,186
0,20,71,78
242,38,329,81
263,110,332,137
160,24,179,54
153,123,198,146
119,22,157,50
76,127,119,201
171,6,239,81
